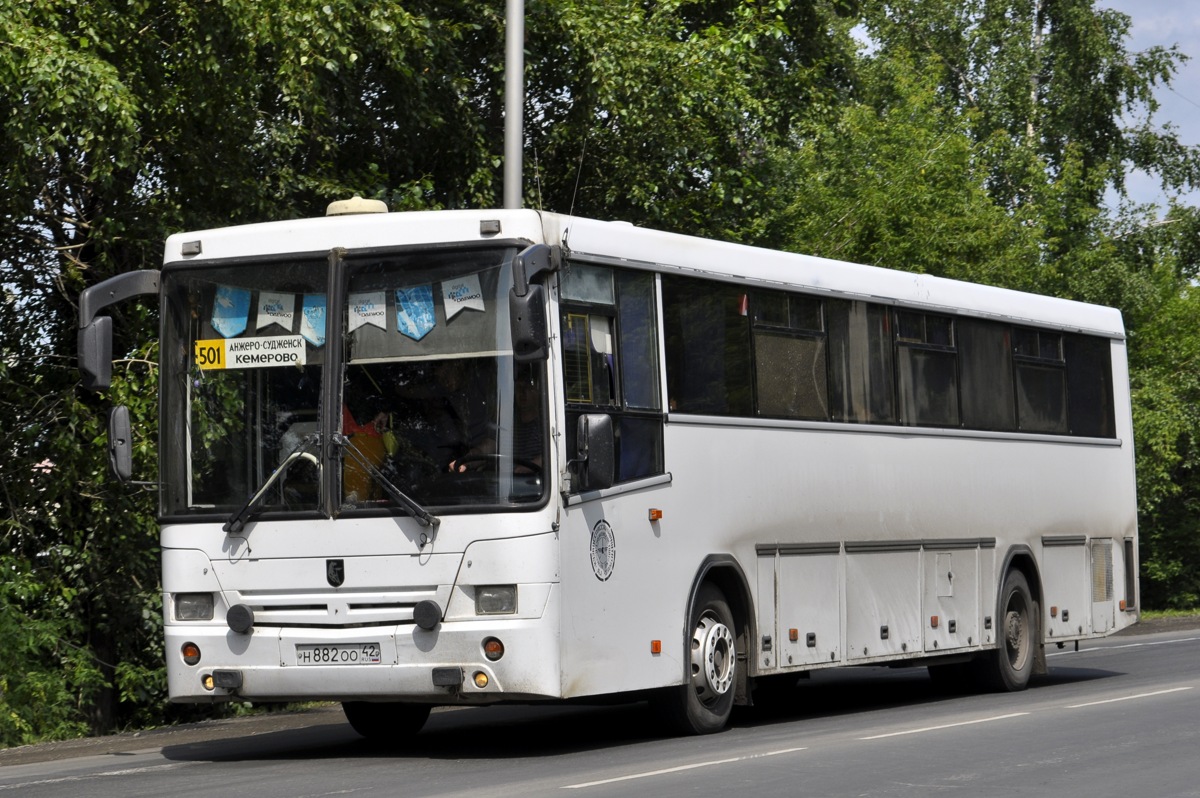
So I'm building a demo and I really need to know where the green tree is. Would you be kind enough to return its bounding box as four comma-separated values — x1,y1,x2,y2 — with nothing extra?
4,0,1200,746
764,0,1200,608
1,0,862,741
0,0,509,738
524,0,860,239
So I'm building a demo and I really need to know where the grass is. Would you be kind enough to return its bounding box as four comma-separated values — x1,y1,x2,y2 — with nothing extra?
1140,608,1200,620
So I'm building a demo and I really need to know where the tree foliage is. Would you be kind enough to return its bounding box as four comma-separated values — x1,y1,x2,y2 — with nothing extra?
763,0,1200,609
3,0,1200,744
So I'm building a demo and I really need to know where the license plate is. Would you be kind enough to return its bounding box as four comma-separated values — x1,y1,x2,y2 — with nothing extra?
295,643,382,666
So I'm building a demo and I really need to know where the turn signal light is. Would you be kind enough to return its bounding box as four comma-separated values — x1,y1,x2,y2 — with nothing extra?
930,615,940,629
648,508,663,521
182,642,202,666
483,637,505,661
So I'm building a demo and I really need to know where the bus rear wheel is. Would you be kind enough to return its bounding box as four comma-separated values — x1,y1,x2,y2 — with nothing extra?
342,701,431,741
976,569,1037,692
657,583,737,735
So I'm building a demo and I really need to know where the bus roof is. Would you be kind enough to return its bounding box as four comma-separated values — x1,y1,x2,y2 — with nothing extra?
550,214,1126,339
164,208,1125,339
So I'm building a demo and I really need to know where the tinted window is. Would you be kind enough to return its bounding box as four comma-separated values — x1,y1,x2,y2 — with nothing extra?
662,276,752,415
826,300,895,423
895,311,959,427
754,333,828,419
958,319,1015,431
1066,335,1115,437
1013,327,1067,433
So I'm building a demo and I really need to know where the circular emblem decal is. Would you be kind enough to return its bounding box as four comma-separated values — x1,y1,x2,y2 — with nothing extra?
589,520,616,581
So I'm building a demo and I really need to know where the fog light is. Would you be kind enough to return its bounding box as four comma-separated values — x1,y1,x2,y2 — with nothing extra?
175,592,214,621
483,637,505,661
475,585,517,615
202,673,214,691
182,641,202,666
473,671,489,689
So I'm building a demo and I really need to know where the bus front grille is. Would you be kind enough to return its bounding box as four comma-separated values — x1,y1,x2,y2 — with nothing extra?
230,587,450,629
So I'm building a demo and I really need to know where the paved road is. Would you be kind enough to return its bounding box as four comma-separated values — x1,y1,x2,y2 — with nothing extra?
2,622,1198,797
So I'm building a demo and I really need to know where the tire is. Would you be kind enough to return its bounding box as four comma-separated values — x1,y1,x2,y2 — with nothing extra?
976,569,1037,692
342,701,431,741
656,583,738,735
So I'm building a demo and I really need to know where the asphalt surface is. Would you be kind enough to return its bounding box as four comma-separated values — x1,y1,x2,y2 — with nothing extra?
1,614,1196,769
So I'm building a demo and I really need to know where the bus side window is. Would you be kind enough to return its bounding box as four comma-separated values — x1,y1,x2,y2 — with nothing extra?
751,290,828,421
560,264,664,488
895,310,959,427
1065,334,1115,438
661,276,753,415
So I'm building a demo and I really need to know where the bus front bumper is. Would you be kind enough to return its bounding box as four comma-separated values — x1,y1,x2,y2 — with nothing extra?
165,618,561,704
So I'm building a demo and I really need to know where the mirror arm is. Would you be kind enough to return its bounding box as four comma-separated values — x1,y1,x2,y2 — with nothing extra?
79,270,160,329
512,244,558,297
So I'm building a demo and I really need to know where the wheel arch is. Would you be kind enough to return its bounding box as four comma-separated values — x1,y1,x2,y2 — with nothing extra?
996,544,1048,675
685,555,754,704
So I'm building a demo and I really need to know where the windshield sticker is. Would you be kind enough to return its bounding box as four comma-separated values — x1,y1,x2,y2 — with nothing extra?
396,285,435,341
212,285,251,338
348,290,387,333
195,335,306,370
300,294,326,347
442,273,485,320
256,291,296,332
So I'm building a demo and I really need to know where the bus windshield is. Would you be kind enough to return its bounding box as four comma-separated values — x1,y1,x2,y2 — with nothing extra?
160,247,547,521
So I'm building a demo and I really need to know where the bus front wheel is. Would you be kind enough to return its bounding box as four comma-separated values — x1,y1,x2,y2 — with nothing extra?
657,583,737,734
977,569,1037,692
342,701,431,741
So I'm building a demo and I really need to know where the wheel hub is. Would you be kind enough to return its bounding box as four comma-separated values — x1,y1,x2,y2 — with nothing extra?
691,614,735,704
1004,608,1027,667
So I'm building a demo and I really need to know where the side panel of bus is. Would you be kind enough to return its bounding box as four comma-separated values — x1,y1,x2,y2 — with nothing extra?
551,235,1137,702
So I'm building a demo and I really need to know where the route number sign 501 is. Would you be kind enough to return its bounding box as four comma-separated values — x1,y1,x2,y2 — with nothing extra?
193,336,306,371
194,340,226,369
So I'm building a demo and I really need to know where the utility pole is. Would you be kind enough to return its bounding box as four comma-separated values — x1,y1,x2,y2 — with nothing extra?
504,0,524,209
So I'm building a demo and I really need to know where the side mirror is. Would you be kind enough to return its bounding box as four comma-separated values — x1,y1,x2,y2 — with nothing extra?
510,284,548,362
108,405,133,483
575,414,615,491
79,316,113,390
509,244,556,363
77,269,160,391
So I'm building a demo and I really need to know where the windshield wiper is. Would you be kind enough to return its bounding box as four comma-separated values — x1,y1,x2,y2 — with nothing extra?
224,434,321,536
332,433,440,529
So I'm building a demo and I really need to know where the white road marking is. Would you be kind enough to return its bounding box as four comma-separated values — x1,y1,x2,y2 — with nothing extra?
1066,686,1193,708
0,763,187,791
1047,636,1200,657
562,747,807,789
858,712,1030,740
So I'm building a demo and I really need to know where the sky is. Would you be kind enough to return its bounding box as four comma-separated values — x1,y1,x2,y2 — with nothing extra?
1096,0,1200,213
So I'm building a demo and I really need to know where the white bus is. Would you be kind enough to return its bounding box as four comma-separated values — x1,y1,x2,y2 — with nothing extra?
79,201,1139,736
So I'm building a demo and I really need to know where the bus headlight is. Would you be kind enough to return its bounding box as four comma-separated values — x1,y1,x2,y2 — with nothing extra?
475,585,517,615
175,593,215,621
